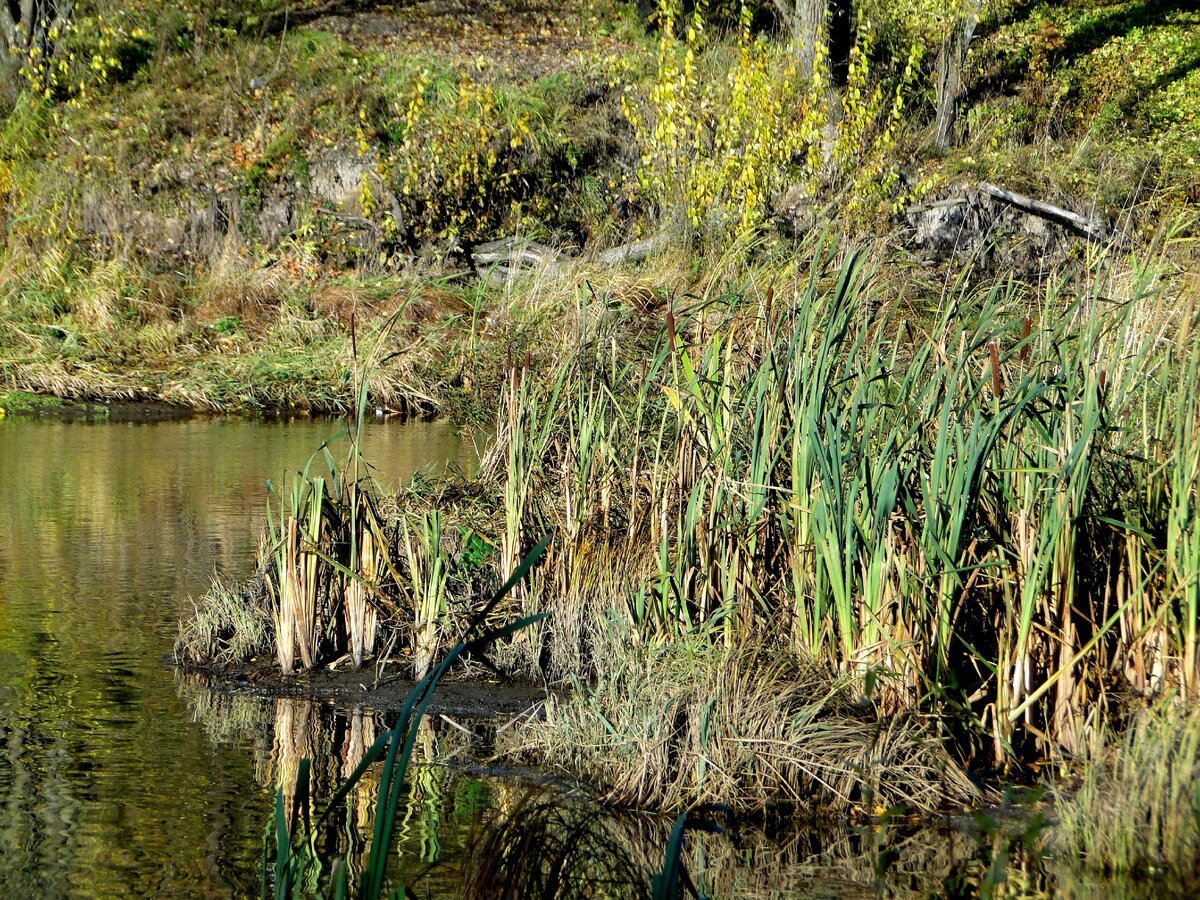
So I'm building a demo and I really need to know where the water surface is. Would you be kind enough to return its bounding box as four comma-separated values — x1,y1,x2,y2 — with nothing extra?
0,416,474,896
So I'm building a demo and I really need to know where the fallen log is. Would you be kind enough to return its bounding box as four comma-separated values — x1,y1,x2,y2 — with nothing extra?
594,232,670,265
470,231,669,282
977,182,1104,241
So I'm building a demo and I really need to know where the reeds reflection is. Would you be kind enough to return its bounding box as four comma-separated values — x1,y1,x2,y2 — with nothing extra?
176,677,1165,899
178,680,499,892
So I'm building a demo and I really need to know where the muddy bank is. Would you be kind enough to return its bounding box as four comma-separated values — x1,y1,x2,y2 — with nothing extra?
176,658,547,720
0,395,198,423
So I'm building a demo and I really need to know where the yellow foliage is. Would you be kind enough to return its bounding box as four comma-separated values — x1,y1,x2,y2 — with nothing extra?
626,0,922,240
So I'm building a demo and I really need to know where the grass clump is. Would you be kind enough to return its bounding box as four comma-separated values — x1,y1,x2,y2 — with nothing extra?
176,573,274,668
526,634,981,814
1054,703,1200,880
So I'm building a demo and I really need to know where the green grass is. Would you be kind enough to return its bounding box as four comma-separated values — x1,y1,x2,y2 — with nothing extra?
0,390,65,414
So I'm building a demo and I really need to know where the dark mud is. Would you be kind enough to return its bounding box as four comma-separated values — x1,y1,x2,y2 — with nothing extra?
176,658,548,720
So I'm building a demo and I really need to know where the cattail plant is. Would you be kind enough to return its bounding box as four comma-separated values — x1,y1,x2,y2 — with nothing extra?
343,485,384,670
474,240,1198,765
402,509,449,681
266,472,331,674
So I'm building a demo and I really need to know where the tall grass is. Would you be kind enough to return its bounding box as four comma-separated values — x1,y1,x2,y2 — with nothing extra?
1055,703,1200,879
527,632,980,814
471,235,1195,767
186,233,1199,808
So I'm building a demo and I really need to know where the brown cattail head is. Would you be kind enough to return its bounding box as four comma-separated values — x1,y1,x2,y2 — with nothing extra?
989,341,1003,399
1019,317,1031,362
1099,369,1107,392
666,310,677,353
524,349,531,372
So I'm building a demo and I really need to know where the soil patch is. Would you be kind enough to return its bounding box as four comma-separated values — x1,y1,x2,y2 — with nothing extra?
312,0,635,80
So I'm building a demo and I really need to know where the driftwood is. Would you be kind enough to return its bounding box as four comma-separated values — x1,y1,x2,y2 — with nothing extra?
977,182,1104,241
595,232,670,265
471,238,560,268
905,197,970,215
470,231,669,282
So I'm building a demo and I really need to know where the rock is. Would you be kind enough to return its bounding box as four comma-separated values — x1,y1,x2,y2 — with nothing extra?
177,190,243,261
257,191,293,246
906,183,1102,277
771,183,816,236
309,150,375,213
910,199,975,259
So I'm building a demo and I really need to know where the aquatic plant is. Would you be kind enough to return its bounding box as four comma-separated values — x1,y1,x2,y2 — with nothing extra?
188,226,1199,818
470,231,1196,773
256,310,414,674
266,470,329,674
402,508,449,681
1054,702,1200,879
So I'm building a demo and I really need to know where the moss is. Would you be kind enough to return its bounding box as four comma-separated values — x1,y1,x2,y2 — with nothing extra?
0,390,65,413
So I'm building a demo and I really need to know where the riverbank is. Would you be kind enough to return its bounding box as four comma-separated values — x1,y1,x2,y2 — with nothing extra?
8,0,1200,889
2,1,1197,421
171,231,1200,883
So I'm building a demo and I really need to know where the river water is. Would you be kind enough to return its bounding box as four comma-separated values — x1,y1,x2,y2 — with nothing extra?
0,415,479,896
0,415,1160,898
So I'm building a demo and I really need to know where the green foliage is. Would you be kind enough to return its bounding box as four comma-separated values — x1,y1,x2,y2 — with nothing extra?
0,390,64,413
968,1,1200,188
366,63,598,244
5,6,156,102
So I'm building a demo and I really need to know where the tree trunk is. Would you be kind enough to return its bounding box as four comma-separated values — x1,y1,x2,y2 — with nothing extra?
0,0,75,96
934,0,981,149
793,0,826,80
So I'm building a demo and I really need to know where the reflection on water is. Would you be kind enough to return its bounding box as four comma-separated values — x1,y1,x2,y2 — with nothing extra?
0,417,473,897
175,683,1129,900
178,687,1145,900
177,680,499,896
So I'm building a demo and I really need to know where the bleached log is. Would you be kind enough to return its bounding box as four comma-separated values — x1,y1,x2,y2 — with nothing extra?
978,181,1104,241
